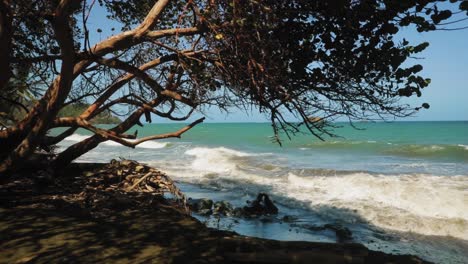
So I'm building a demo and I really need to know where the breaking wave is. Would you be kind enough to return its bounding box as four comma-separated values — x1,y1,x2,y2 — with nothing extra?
285,172,468,239
168,146,468,239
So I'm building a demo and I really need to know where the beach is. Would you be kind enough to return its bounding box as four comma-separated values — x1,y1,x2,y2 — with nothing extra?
2,1,467,263
47,121,468,263
1,162,430,264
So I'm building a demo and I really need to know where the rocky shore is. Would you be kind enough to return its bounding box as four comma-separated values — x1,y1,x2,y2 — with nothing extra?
0,161,431,263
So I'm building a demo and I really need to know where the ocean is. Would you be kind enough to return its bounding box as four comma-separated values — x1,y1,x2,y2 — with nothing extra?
57,121,468,263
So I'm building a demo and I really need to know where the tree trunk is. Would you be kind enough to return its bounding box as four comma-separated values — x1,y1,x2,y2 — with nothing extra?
0,3,76,173
0,0,12,91
53,135,104,168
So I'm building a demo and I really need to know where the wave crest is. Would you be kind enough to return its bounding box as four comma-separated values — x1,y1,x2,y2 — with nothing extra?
285,172,468,238
184,147,251,174
171,146,468,239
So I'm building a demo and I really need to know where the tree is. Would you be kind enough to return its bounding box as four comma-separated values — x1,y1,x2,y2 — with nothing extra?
0,0,467,173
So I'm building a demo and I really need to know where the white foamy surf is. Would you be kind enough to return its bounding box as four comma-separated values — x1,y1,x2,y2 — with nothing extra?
285,172,468,239
458,144,468,150
166,146,468,240
64,133,167,149
185,147,251,174
55,122,468,264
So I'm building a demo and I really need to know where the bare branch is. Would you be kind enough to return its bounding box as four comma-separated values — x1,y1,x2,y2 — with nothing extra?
129,117,205,143
134,0,171,38
55,116,204,149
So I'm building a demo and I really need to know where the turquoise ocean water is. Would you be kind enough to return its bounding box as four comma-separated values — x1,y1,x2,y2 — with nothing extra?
58,121,468,263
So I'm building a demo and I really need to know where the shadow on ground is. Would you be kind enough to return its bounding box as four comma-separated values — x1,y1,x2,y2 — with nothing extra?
0,164,429,264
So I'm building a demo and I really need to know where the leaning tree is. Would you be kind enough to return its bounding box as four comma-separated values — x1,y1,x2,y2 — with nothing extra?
0,0,467,173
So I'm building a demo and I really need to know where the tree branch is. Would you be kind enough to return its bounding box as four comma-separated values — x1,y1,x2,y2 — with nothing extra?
112,117,205,147
134,0,171,38
55,116,204,149
0,0,77,172
93,56,197,107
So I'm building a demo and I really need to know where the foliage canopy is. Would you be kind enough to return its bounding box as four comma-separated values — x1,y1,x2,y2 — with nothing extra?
0,0,467,172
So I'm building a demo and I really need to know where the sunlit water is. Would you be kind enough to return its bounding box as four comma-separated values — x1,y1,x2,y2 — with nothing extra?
56,121,468,263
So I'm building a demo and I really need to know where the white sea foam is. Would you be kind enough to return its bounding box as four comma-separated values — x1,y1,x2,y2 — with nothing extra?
64,134,91,142
173,146,468,239
285,173,468,239
64,133,167,149
185,147,251,174
136,141,167,149
61,139,468,240
428,145,445,151
458,144,468,150
103,139,167,149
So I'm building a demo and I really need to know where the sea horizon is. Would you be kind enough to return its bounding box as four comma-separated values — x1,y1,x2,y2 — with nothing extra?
152,119,468,124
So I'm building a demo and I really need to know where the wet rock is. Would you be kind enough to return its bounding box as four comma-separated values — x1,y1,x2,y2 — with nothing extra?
323,224,353,243
296,223,353,243
281,215,298,223
213,201,234,216
187,198,213,213
259,216,274,223
231,207,245,217
198,208,213,216
243,193,278,216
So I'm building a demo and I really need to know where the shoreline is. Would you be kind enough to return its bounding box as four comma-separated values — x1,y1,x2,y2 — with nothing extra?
1,162,430,263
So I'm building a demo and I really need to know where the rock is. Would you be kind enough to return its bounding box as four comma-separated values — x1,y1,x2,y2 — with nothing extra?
213,201,233,216
187,198,213,213
259,216,274,223
324,224,353,242
295,223,353,243
281,215,298,223
232,207,245,217
243,193,278,216
198,209,213,216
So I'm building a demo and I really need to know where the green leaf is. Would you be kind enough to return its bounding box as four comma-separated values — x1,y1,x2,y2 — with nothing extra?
413,42,429,53
438,10,452,22
460,1,468,11
410,64,423,73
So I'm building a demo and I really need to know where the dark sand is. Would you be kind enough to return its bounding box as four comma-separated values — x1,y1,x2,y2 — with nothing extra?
0,163,429,264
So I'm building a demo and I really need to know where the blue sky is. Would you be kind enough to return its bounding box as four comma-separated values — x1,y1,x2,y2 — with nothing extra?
203,26,468,122
397,26,468,121
87,3,468,122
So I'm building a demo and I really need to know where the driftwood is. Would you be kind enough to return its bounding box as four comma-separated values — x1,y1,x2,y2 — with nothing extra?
127,172,153,192
82,159,188,211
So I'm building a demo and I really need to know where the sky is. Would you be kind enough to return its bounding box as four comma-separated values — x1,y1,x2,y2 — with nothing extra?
204,24,468,122
86,3,468,123
397,26,468,121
